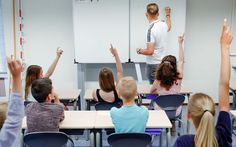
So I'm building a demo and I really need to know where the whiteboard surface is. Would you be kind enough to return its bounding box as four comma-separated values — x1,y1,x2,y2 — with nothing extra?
73,0,129,63
0,0,7,74
130,0,186,62
73,0,186,63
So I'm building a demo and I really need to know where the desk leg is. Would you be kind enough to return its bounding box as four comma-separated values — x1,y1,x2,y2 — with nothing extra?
138,95,142,105
231,89,236,110
186,94,190,134
159,131,163,147
90,130,95,147
166,128,171,147
86,100,91,110
77,95,81,110
95,129,102,147
187,120,190,134
21,130,24,147
73,100,77,110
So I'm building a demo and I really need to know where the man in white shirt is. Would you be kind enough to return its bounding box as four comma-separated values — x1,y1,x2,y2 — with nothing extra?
137,3,171,84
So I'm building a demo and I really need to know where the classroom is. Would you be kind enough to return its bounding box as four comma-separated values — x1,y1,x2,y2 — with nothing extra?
0,0,236,147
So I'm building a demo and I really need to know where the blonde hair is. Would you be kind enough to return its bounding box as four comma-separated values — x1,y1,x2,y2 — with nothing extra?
188,93,218,147
118,76,137,100
0,102,8,128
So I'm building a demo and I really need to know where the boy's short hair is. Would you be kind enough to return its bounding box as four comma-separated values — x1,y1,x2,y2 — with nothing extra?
0,102,8,128
118,76,137,100
31,78,52,103
146,3,159,16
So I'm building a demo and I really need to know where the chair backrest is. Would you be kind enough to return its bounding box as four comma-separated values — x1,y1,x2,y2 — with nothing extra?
141,94,159,100
152,94,185,119
24,101,32,107
95,102,121,110
107,133,152,147
23,131,74,147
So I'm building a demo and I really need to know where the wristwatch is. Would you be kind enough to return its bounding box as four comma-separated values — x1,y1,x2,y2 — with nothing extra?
137,48,141,54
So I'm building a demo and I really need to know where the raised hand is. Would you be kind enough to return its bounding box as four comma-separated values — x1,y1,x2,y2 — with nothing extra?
7,57,23,93
220,19,233,49
110,44,118,57
56,47,64,57
178,34,184,45
165,7,171,16
7,58,22,78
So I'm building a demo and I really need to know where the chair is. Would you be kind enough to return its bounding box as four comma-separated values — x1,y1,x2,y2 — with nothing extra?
24,101,32,107
95,102,121,135
230,88,236,135
95,102,121,110
107,133,152,147
151,94,185,135
23,131,74,147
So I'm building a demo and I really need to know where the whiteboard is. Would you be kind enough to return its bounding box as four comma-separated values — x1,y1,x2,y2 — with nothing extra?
130,0,186,62
73,0,129,63
0,0,7,74
73,0,186,63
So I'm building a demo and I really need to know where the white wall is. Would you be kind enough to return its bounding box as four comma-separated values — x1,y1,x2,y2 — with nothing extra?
2,0,236,103
2,0,14,98
183,0,234,102
2,0,78,97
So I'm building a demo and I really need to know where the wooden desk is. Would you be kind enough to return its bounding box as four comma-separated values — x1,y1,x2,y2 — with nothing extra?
56,89,81,100
84,89,96,110
84,85,192,108
94,110,172,147
22,111,96,147
84,89,139,110
22,111,96,129
137,84,192,96
84,85,192,134
230,82,236,91
56,89,81,110
137,84,192,104
230,110,236,117
22,110,172,147
137,84,192,134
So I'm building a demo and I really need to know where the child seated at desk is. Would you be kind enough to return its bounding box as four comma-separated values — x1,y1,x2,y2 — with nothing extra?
150,35,184,98
150,35,184,134
24,48,63,101
110,76,149,133
25,78,64,133
92,45,122,104
0,58,24,147
174,19,232,147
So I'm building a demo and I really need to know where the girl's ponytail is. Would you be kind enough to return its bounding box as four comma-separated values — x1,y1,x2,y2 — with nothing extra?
188,93,218,147
194,110,218,147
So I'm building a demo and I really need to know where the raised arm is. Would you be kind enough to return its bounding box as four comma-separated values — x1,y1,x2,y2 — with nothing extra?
110,44,123,84
177,35,184,79
44,47,63,78
219,19,233,112
165,7,171,32
7,59,22,93
0,58,24,147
